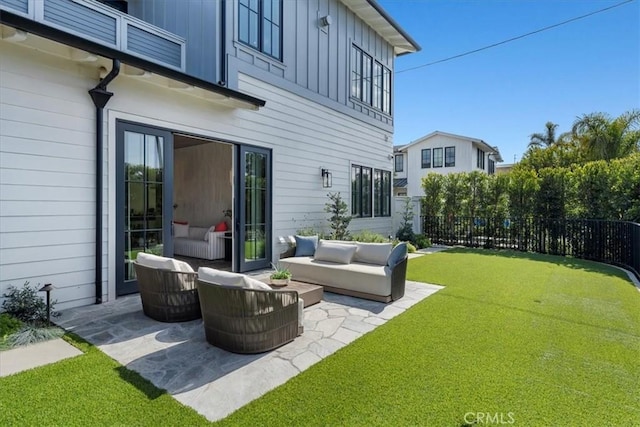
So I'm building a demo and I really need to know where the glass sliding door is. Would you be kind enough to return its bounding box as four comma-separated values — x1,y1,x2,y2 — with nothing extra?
116,122,173,295
237,145,271,272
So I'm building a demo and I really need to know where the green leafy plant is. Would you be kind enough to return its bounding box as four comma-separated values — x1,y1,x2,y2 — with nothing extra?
351,230,389,243
406,242,417,253
414,235,431,249
0,313,22,341
325,192,352,240
270,262,292,280
2,282,59,325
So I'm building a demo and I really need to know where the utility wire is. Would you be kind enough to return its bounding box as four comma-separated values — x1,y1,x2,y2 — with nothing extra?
396,0,636,74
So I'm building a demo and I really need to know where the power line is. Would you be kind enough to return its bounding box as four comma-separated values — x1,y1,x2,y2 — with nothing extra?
396,0,636,74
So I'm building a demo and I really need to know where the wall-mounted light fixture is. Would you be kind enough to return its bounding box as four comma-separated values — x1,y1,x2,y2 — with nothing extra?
320,15,332,27
387,154,394,160
321,168,332,188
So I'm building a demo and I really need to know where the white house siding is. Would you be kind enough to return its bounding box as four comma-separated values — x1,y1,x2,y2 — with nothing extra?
406,134,478,198
0,42,106,310
0,36,396,309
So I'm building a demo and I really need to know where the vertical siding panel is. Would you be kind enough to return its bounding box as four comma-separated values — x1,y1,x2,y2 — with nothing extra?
295,0,308,88
307,0,319,93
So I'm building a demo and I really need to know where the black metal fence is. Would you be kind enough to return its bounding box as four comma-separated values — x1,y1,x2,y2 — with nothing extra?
421,216,640,281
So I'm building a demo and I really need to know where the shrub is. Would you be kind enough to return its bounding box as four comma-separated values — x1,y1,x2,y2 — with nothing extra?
0,313,22,339
351,230,389,243
2,282,59,325
396,197,416,244
325,192,352,240
406,243,417,253
414,235,431,249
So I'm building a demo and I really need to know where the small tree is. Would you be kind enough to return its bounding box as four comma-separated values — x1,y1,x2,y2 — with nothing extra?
396,197,416,243
325,192,352,240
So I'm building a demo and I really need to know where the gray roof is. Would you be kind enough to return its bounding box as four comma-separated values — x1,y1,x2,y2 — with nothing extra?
394,178,408,188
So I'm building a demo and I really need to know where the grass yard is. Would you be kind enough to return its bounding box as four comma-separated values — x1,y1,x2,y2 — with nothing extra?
1,249,638,425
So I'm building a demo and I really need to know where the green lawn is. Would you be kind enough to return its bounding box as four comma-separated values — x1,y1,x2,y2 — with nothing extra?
1,249,638,426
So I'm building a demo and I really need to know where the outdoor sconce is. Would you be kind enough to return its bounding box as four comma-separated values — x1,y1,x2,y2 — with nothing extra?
320,15,332,27
39,283,54,326
321,168,332,188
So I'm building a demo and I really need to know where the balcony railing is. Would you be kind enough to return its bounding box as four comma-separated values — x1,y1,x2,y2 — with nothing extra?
422,216,640,281
1,0,186,71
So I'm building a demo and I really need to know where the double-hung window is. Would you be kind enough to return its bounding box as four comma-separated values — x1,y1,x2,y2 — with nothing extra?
433,148,443,168
351,45,392,114
374,169,392,217
239,0,282,60
351,165,372,217
488,159,496,175
421,149,431,168
445,146,455,167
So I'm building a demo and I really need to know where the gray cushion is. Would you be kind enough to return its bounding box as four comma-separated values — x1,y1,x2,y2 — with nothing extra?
354,242,392,265
314,240,357,264
387,242,408,268
295,235,318,257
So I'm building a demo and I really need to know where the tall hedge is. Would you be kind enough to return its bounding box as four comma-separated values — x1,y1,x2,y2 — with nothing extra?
419,153,640,222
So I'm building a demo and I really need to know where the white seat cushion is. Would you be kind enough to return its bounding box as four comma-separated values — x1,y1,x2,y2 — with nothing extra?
353,242,392,266
197,268,271,290
137,252,194,272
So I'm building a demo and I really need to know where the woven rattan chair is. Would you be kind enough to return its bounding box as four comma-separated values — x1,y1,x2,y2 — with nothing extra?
133,261,201,322
197,279,301,353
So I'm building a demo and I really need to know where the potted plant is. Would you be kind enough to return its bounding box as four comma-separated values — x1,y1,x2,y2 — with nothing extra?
269,262,292,287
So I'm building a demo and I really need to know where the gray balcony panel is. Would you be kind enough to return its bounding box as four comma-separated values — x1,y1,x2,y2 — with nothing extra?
0,0,29,14
127,25,182,68
44,0,116,45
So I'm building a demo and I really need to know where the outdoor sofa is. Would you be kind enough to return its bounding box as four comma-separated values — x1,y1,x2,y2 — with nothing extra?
279,238,408,303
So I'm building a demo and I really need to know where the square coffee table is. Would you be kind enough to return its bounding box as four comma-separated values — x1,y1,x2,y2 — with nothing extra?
262,279,323,307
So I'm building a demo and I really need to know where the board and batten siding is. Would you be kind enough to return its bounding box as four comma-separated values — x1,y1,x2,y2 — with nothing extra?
0,42,108,310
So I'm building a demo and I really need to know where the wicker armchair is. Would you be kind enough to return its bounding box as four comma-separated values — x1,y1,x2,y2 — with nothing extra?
197,279,301,354
133,261,201,322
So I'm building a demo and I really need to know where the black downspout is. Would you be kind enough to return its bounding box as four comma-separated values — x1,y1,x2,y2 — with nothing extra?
89,59,120,304
219,0,227,86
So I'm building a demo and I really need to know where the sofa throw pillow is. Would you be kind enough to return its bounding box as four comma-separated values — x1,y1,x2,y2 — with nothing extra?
387,242,408,268
242,276,273,290
313,240,357,264
354,242,393,265
294,235,318,257
174,222,189,238
137,252,184,271
214,221,228,232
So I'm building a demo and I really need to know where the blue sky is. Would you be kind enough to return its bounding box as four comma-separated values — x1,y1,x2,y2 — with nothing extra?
379,0,640,164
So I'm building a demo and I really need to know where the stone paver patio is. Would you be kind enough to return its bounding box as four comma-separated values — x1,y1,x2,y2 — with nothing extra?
56,279,443,422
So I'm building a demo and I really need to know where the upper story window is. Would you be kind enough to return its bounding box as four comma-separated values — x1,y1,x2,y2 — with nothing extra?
421,149,431,168
433,148,443,168
445,146,455,167
351,46,392,114
394,154,404,172
239,0,282,60
488,159,496,175
477,148,485,169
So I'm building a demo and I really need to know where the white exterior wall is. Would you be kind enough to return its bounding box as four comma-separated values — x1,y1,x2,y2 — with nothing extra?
405,134,486,198
1,40,395,309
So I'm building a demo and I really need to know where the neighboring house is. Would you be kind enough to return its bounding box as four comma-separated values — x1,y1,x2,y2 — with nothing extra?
496,163,515,174
393,131,503,198
0,0,420,309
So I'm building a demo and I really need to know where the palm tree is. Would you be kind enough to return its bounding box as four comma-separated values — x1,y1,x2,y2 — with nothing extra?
571,110,640,161
528,122,560,149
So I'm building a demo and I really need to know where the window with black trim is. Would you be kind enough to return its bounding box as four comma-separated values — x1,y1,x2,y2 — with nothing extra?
374,169,392,217
239,0,281,60
351,164,372,217
433,148,443,168
394,154,403,172
488,159,495,175
351,45,392,114
477,148,485,169
421,149,431,168
445,146,455,167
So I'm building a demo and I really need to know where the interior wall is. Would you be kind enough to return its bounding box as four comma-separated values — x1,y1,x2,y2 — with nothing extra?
174,141,233,227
